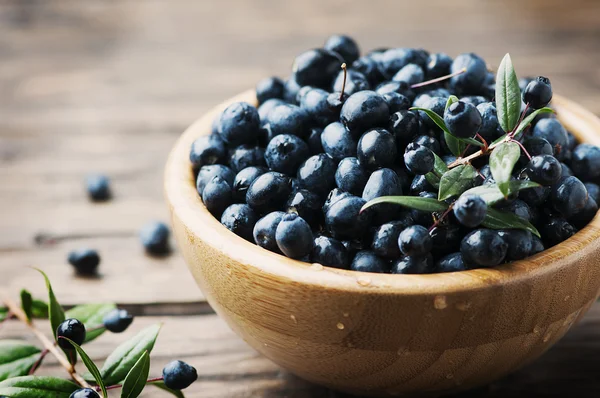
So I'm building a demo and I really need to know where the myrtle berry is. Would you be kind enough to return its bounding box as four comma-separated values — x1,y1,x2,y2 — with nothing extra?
453,194,487,228
357,128,397,170
521,137,553,165
418,97,447,131
380,48,428,79
258,98,285,123
382,92,410,113
532,119,568,157
404,143,434,175
500,199,533,222
351,251,390,273
429,224,463,257
162,360,198,390
340,91,390,136
476,103,503,142
444,101,482,139
523,76,553,109
376,81,414,100
298,88,338,126
324,34,360,64
232,166,268,202
322,188,352,214
362,168,403,201
389,110,421,147
292,49,342,89
86,174,111,201
530,235,545,256
283,77,302,104
246,172,292,213
392,63,424,86
70,389,100,398
518,176,550,207
525,155,562,186
202,176,233,218
413,135,441,155
253,211,285,253
321,122,357,161
460,229,508,268
56,318,86,350
296,153,337,196
551,176,588,218
68,249,100,276
275,213,314,259
410,174,435,195
263,103,310,140
264,134,309,175
310,235,350,269
398,225,432,256
371,218,413,259
102,309,133,333
584,182,600,204
392,254,434,274
140,221,171,255
325,196,372,240
449,53,487,94
189,135,226,171
335,157,369,196
307,128,324,155
218,102,260,146
570,197,598,229
196,165,235,195
229,145,265,173
435,252,467,273
461,96,488,107
221,204,258,241
332,69,369,96
286,189,323,227
426,53,452,79
256,77,284,104
541,217,575,247
352,55,385,86
498,230,532,261
570,144,600,181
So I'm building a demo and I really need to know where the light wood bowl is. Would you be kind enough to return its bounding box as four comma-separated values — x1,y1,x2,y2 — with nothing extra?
165,90,600,397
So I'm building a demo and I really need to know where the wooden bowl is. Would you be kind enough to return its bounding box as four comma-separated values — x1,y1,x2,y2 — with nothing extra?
165,90,600,397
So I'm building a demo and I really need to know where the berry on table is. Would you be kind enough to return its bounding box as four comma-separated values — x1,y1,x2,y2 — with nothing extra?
351,251,390,273
102,308,134,333
86,174,111,202
275,213,314,259
453,194,487,228
56,318,86,349
523,76,553,109
67,249,100,276
69,388,100,398
140,221,171,256
460,229,508,268
398,225,432,256
162,360,198,390
444,101,482,139
310,235,350,269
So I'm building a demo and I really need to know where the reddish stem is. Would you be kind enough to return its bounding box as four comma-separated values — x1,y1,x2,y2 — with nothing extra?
28,348,49,375
429,204,454,232
410,67,466,89
512,139,532,160
476,133,489,153
339,63,347,101
510,103,530,138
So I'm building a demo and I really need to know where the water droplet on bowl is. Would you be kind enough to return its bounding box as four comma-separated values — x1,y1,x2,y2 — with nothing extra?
564,295,571,302
357,276,371,286
533,325,542,334
343,312,349,317
336,322,345,330
310,263,324,271
543,332,552,342
456,301,471,311
434,295,447,310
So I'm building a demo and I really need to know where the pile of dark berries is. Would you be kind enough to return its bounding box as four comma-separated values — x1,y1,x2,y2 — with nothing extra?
190,35,599,274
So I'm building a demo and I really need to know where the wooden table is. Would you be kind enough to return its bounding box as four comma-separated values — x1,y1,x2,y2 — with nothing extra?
1,0,600,396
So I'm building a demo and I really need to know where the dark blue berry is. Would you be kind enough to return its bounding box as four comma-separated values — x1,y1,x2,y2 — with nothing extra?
357,128,397,170
190,135,226,171
525,155,562,186
351,251,390,273
202,176,233,218
256,77,284,104
404,143,434,175
371,217,413,259
418,97,447,131
246,172,292,213
429,224,463,257
307,128,324,155
435,252,467,273
389,110,420,147
293,49,342,89
392,63,424,86
551,176,588,218
498,230,532,261
57,318,86,350
258,99,285,123
163,360,198,390
102,309,133,333
296,153,337,196
518,176,550,206
584,182,600,203
86,174,111,201
530,235,545,255
570,197,598,229
362,168,403,200
500,199,533,222
352,56,385,86
275,213,314,259
476,103,503,142
453,194,487,228
299,88,340,125
332,69,369,96
232,166,267,202
380,48,428,79
532,119,568,157
140,221,171,255
68,249,100,276
541,217,575,247
392,254,434,274
283,78,302,104
228,145,265,173
449,53,487,95
264,134,309,175
460,229,508,268
196,165,235,195
523,76,552,109
221,204,259,241
253,211,285,253
310,235,350,269
263,103,310,140
335,157,369,196
322,188,352,215
521,137,553,165
376,81,415,100
320,122,357,161
340,91,390,136
398,225,432,256
325,195,372,240
410,174,434,195
218,102,260,146
413,135,441,155
461,96,488,107
570,144,600,181
286,189,323,227
324,35,360,64
382,92,410,113
70,389,100,398
444,101,482,139
426,53,452,79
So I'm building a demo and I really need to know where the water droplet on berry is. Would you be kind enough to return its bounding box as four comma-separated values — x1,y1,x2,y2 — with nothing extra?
434,295,447,310
310,263,324,271
336,322,345,330
357,276,371,286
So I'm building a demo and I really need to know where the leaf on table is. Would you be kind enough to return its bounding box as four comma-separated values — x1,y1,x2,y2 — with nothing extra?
489,141,521,197
482,208,541,237
20,290,33,322
66,303,116,343
60,337,106,398
0,375,79,398
362,196,449,213
461,180,540,205
100,323,162,385
0,340,42,382
495,53,521,133
513,107,555,139
35,269,65,340
151,381,186,398
121,351,150,398
438,165,477,200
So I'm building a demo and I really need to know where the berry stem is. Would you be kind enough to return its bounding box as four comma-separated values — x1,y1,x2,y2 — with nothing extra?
0,295,92,388
510,103,530,138
28,348,49,375
410,67,467,89
476,133,489,152
448,136,511,169
512,139,532,160
429,204,454,232
339,63,347,101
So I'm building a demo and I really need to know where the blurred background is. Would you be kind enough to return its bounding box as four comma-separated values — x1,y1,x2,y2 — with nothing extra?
1,1,600,396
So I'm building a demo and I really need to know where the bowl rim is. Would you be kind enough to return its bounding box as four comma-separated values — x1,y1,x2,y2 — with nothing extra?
165,90,600,296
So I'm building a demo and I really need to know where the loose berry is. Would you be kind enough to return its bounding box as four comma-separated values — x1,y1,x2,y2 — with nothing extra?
498,230,532,261
382,92,410,113
371,218,413,259
246,172,292,213
265,134,309,175
68,249,100,276
86,174,111,201
392,63,424,86
325,196,372,240
357,128,397,170
435,252,467,273
253,211,285,253
57,318,86,349
229,145,266,173
320,122,357,161
531,119,568,157
102,309,133,333
340,91,390,136
232,166,268,202
286,189,323,227
140,221,171,256
426,53,452,79
292,49,342,89
449,53,487,94
190,135,226,171
202,176,233,218
162,360,198,390
523,76,553,109
453,194,487,228
196,165,235,195
263,103,310,140
551,176,588,218
570,144,600,181
296,153,337,196
392,254,434,274
335,157,369,196
324,35,360,64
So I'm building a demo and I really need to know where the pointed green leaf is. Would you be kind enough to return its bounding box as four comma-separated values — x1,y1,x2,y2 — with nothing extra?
410,107,449,134
0,376,79,398
495,53,521,133
0,340,42,382
0,307,8,322
20,290,33,322
489,141,521,197
100,323,162,385
444,132,465,157
460,137,485,147
35,269,65,339
121,351,150,398
438,165,477,200
362,196,449,213
424,153,448,189
482,208,541,237
462,180,541,205
513,107,555,139
60,337,106,397
445,95,459,112
66,303,116,343
30,299,49,319
151,381,185,398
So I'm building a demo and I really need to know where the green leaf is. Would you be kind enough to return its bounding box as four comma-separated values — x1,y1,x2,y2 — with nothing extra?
444,132,466,157
35,269,65,339
460,137,485,147
410,107,449,134
513,107,555,139
495,53,521,133
100,323,162,385
424,153,448,189
0,376,79,398
445,95,459,112
151,381,185,398
0,340,42,382
489,141,521,197
492,134,508,146
30,299,49,319
66,303,116,343
438,165,477,201
462,180,541,205
0,307,8,322
362,196,449,213
20,290,33,322
482,208,541,237
121,351,150,398
60,337,106,398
